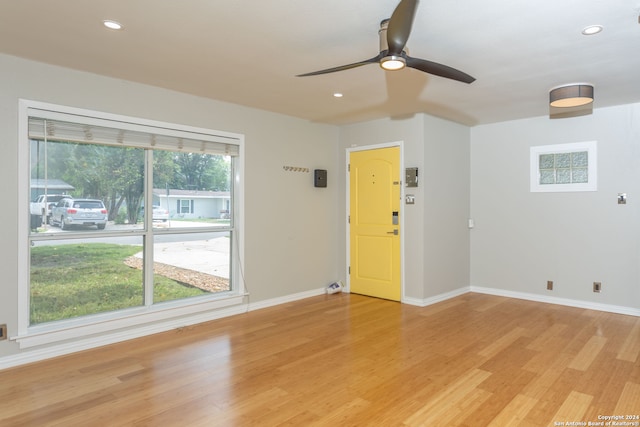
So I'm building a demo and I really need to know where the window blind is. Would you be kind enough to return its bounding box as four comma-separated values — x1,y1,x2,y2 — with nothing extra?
28,109,240,157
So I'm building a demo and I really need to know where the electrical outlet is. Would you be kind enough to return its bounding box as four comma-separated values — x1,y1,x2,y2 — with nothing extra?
593,282,601,293
547,280,553,290
0,324,6,341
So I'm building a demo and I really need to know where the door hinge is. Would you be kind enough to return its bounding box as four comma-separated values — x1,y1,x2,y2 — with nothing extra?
348,266,351,274
348,215,350,224
348,164,350,172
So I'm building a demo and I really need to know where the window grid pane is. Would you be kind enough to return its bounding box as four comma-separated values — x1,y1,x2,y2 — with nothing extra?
30,237,144,325
539,151,589,185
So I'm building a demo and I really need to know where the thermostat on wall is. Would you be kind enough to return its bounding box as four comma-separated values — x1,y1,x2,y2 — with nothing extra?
314,169,327,187
406,167,418,187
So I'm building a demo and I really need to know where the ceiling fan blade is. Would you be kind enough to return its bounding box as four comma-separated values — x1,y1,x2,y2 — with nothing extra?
296,54,382,77
386,0,419,55
405,56,475,83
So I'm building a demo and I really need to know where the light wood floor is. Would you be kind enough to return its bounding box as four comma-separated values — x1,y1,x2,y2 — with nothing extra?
1,293,639,426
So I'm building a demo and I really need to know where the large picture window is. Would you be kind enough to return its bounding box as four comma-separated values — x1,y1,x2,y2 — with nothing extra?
18,101,243,346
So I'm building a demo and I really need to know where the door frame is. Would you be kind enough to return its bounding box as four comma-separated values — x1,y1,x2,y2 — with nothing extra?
345,141,405,302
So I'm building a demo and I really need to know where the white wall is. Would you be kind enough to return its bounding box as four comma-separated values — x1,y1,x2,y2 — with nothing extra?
0,53,340,359
422,116,471,299
338,114,471,303
470,104,640,311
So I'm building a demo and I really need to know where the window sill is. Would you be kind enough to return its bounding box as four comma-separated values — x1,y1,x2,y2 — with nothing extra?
12,293,246,349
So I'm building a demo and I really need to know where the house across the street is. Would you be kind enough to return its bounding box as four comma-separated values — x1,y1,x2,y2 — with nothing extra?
153,188,230,219
30,178,74,201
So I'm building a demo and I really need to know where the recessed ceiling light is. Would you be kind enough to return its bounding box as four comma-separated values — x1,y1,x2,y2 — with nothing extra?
582,25,603,35
333,93,343,98
103,20,123,30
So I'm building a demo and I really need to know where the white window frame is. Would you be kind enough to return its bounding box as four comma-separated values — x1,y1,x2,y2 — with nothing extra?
530,141,597,192
178,199,195,214
15,99,245,349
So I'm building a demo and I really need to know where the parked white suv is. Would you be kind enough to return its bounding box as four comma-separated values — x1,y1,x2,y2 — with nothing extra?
30,194,68,224
51,198,108,230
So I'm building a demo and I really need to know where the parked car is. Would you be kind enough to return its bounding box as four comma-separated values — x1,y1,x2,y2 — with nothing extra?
152,206,170,221
51,198,108,230
140,205,169,222
30,194,68,224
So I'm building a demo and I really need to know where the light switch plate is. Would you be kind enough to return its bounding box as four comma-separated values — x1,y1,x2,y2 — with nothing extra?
405,194,415,204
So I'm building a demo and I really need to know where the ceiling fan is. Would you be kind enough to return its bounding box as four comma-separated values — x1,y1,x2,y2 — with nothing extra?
297,0,475,84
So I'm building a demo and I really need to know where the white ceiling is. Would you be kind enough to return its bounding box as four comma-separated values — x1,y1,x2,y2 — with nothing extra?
1,0,639,126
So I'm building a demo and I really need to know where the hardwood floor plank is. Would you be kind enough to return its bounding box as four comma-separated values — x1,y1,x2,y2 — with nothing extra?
1,392,117,427
308,397,371,426
617,319,640,363
522,354,572,401
403,368,493,426
568,335,608,371
550,390,593,423
614,381,640,414
0,371,121,420
526,323,569,351
473,364,538,423
487,393,538,426
478,327,527,358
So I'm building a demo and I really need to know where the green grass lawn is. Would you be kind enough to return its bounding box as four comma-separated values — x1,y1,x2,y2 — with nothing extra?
30,243,207,325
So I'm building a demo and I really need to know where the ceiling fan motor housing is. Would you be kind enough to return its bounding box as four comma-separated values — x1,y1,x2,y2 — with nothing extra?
378,19,409,56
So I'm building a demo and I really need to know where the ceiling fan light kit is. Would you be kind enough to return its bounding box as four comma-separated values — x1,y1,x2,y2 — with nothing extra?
380,55,406,70
296,0,475,84
549,83,594,108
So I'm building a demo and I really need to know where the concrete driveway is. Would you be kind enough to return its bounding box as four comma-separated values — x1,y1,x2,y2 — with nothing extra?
139,237,230,279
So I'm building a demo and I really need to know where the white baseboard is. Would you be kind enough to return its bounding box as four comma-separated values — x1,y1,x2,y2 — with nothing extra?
0,304,249,371
403,287,470,307
470,286,640,317
404,285,640,317
247,288,326,311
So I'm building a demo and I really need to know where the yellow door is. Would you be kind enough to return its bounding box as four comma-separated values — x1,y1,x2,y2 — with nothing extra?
349,146,401,301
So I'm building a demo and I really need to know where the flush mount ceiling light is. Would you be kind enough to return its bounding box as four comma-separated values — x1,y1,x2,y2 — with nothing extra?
103,20,123,30
549,83,594,108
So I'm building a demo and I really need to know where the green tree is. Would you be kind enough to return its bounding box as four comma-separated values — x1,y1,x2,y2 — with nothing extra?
171,153,230,191
32,140,231,224
153,151,176,190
